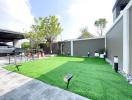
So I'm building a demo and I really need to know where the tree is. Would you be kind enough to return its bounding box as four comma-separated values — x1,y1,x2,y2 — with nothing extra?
21,42,30,50
44,16,63,53
94,18,107,36
78,26,94,39
25,16,63,53
25,17,46,49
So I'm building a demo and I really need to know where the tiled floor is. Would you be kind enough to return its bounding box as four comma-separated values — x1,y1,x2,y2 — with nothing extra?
0,68,89,100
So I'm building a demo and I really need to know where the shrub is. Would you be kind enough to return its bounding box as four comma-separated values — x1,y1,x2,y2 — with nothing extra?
21,42,30,50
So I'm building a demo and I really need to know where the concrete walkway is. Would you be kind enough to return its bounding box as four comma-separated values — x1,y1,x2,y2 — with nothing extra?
0,68,89,100
0,56,26,67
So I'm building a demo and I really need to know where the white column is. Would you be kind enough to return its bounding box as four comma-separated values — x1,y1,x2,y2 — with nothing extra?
13,39,21,48
123,9,129,74
70,40,73,56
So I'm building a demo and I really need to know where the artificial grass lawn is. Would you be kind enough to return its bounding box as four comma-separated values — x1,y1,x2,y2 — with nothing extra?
5,56,132,100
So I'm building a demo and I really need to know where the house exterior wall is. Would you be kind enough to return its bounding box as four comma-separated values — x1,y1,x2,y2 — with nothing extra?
106,17,123,70
73,38,105,57
129,6,132,74
113,0,130,21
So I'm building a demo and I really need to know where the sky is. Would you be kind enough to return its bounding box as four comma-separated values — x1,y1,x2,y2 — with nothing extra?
0,0,116,40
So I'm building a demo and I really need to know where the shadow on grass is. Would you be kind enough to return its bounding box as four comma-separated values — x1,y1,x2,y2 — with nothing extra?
35,57,132,100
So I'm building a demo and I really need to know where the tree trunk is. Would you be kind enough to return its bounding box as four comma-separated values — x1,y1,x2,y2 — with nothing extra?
49,42,52,54
100,28,103,36
101,29,102,36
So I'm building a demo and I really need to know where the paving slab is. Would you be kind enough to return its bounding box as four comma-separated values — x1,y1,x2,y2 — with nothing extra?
0,68,89,100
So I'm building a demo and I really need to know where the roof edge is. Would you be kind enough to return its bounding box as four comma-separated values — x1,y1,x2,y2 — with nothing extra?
56,36,105,43
0,28,25,35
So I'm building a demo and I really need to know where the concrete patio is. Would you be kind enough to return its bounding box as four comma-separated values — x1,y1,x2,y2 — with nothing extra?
0,55,40,67
0,56,25,67
0,67,89,100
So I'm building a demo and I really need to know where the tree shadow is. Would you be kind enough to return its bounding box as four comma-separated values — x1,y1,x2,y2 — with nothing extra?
35,57,132,100
4,56,132,100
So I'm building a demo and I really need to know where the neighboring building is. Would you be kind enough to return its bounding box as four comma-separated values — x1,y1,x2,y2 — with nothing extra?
113,0,130,21
106,0,132,76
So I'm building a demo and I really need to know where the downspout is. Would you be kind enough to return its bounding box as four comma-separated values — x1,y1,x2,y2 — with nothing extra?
123,9,130,74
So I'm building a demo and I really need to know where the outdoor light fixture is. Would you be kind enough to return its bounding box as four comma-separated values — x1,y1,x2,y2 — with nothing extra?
114,56,118,72
15,64,21,71
104,52,106,59
14,53,22,71
87,52,90,57
104,52,106,56
64,74,73,89
104,52,106,60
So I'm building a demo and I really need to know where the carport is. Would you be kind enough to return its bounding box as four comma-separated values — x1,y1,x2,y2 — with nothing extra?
0,28,24,43
0,28,25,65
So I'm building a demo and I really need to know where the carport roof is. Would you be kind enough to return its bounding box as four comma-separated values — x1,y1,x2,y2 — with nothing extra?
0,29,24,42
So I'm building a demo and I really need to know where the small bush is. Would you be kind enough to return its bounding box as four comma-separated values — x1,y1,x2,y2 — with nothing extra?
21,42,30,50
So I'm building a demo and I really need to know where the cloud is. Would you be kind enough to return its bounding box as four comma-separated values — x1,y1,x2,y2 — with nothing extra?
67,0,116,37
56,15,63,22
0,0,34,32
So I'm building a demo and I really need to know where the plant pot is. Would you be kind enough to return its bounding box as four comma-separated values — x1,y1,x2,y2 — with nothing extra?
95,52,99,57
100,54,104,58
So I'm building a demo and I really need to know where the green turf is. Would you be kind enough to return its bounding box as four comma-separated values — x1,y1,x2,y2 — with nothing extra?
5,56,132,100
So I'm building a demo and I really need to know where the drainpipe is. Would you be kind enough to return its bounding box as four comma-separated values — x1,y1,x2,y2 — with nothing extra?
123,9,129,74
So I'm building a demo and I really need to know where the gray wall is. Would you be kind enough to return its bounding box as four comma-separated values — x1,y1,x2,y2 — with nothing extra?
73,38,105,57
62,41,71,55
106,17,123,70
129,7,132,74
52,43,59,54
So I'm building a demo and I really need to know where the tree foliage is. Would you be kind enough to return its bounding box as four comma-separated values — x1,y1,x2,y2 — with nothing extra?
94,18,107,36
25,16,63,52
44,16,63,53
78,26,94,39
25,17,46,49
21,42,30,50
